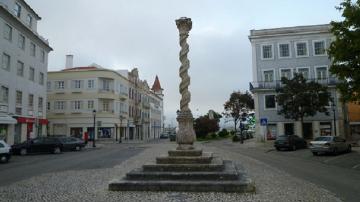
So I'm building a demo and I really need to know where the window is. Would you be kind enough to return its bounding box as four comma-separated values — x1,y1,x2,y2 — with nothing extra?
38,97,43,112
29,67,35,81
4,24,12,41
280,69,292,79
56,81,65,89
39,72,44,85
14,3,21,17
26,14,33,28
17,61,24,76
261,44,273,59
2,53,10,71
88,80,94,89
18,34,25,50
72,101,82,110
297,67,310,79
88,100,94,109
316,66,328,80
263,70,274,82
55,101,65,110
313,40,326,56
16,91,22,105
102,80,110,91
28,94,34,109
30,42,36,57
103,101,109,111
40,50,45,63
47,81,51,90
73,80,82,89
265,95,276,109
47,102,50,110
278,43,290,58
1,86,9,104
296,42,308,57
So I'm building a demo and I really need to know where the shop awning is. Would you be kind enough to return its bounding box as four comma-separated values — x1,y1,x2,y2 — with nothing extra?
0,115,17,124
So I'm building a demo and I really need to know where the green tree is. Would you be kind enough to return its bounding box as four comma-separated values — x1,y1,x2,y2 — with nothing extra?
194,115,219,139
328,0,360,102
276,73,332,138
223,91,254,131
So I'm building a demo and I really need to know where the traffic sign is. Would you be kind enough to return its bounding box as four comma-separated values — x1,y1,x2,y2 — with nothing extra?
260,118,267,126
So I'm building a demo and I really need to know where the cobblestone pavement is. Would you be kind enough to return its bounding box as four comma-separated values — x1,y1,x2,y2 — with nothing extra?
0,141,341,202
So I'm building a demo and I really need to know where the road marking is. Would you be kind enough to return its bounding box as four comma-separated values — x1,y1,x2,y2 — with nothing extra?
353,164,360,169
323,155,344,163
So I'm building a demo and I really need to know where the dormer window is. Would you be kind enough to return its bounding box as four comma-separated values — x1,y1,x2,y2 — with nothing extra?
26,14,33,28
14,3,21,18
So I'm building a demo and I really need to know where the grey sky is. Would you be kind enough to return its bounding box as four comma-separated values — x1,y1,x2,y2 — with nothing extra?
27,0,342,125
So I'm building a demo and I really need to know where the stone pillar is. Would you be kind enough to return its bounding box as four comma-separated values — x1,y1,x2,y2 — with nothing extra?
175,17,196,150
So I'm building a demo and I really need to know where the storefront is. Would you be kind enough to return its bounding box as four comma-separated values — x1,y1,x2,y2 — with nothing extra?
16,117,48,140
0,114,17,142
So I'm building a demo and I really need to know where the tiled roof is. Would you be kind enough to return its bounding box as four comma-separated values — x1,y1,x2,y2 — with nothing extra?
62,66,98,71
151,75,163,91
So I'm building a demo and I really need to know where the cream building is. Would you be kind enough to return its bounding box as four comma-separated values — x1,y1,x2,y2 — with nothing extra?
0,0,52,145
47,56,164,141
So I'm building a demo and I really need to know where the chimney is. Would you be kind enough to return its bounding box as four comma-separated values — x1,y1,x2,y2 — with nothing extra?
65,54,73,69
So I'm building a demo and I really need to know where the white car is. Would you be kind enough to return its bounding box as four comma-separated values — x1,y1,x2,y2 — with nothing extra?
0,140,11,163
309,136,351,155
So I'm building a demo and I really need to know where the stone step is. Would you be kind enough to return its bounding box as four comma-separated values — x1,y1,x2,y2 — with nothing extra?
143,158,224,172
168,149,202,157
108,178,255,193
156,152,213,164
127,160,238,181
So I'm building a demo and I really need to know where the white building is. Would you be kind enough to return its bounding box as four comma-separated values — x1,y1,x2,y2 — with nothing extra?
249,24,345,140
0,0,52,145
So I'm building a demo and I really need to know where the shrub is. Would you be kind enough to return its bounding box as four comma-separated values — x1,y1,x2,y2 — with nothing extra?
210,133,218,139
218,129,228,137
232,135,240,142
230,131,236,136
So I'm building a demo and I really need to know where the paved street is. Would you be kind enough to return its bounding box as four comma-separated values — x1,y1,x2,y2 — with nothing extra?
205,139,360,202
0,141,145,187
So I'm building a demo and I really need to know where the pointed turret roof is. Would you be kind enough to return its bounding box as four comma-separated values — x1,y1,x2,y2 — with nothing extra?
151,75,163,91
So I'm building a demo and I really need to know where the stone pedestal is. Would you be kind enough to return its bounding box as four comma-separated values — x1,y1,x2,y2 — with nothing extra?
109,149,255,193
176,110,196,150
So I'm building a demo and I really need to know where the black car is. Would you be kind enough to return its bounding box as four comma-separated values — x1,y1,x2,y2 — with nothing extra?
274,135,307,151
12,137,64,155
57,137,85,151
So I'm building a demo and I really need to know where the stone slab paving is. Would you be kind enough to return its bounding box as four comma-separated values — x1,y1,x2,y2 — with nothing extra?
0,141,341,202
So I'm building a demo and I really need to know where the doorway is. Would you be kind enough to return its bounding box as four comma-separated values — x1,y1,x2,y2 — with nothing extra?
302,123,313,139
284,123,294,136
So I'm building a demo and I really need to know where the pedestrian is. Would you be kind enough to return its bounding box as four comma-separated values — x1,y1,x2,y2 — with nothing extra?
84,132,88,145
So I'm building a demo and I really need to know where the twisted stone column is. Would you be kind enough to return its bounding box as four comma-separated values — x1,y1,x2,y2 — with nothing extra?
175,17,196,150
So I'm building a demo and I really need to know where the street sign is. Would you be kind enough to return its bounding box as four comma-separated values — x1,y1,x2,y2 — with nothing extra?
260,118,267,126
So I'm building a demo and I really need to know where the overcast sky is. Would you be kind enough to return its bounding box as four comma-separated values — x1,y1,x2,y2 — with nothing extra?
27,0,342,126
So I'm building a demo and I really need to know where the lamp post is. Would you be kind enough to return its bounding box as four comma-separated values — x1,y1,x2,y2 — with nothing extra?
119,115,124,143
331,100,337,136
92,109,96,147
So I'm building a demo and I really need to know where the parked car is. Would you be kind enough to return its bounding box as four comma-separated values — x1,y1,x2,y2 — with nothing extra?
274,135,307,151
0,140,11,163
56,137,85,151
169,133,176,141
160,133,169,139
309,136,351,155
11,137,63,155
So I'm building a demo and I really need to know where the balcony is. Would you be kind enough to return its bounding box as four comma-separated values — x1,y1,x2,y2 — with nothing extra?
249,77,338,92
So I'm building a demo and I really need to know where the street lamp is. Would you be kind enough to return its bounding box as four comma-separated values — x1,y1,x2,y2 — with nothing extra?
331,100,337,136
119,115,124,143
92,109,96,147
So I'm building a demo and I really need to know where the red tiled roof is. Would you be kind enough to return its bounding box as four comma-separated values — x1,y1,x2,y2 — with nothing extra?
62,66,98,71
151,75,163,91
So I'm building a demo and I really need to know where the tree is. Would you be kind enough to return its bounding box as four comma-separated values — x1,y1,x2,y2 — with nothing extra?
328,0,360,102
194,115,219,139
276,73,332,138
223,91,254,131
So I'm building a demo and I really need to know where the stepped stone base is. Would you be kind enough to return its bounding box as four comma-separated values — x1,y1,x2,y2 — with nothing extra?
109,149,255,193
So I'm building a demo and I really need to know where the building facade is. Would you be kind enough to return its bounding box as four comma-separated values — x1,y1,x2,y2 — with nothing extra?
47,56,164,141
0,0,52,145
249,24,346,140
